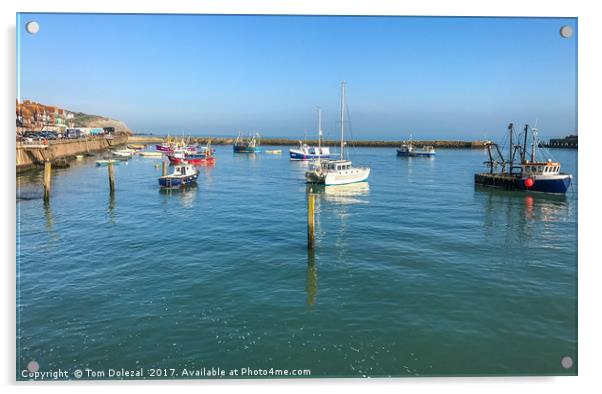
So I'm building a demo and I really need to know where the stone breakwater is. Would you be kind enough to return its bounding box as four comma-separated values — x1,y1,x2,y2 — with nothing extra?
16,135,128,172
128,135,490,149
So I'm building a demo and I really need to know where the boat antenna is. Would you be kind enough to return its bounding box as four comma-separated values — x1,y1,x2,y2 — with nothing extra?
340,81,345,160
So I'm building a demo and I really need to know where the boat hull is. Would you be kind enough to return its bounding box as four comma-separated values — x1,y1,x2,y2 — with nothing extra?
233,146,260,153
158,173,199,188
396,149,436,157
306,168,371,186
474,173,572,194
168,156,216,165
289,149,331,161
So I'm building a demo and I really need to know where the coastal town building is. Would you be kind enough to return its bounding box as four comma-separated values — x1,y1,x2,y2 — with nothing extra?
16,99,75,133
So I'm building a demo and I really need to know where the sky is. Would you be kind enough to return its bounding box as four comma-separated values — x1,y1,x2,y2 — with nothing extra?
17,14,577,140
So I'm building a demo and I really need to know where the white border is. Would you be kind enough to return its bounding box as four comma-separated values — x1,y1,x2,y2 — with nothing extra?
3,1,600,394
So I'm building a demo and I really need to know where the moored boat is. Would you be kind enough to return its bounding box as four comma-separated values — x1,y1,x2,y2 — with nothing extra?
158,164,199,188
396,135,436,157
96,159,121,167
233,133,261,153
137,151,163,157
475,123,572,194
127,144,145,150
305,82,370,185
265,149,282,154
290,108,331,161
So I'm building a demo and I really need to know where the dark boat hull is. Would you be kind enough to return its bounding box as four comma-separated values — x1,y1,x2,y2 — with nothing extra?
158,174,199,188
475,173,572,194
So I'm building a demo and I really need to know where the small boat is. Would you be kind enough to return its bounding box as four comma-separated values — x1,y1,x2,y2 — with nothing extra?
290,108,331,161
167,151,216,165
96,159,121,167
475,123,573,194
265,149,282,154
137,151,163,157
127,144,145,150
305,82,370,185
233,133,261,153
111,149,134,158
396,135,436,157
75,155,84,160
158,164,199,188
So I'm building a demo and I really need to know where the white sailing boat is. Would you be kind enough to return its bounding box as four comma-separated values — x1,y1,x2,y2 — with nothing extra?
305,82,370,185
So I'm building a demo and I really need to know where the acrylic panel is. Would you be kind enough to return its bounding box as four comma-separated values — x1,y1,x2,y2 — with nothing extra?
16,13,578,380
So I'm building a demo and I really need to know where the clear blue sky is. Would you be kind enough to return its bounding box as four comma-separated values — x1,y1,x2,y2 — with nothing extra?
17,13,577,140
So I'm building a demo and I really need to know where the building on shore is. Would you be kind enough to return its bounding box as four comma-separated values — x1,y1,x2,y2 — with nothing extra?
16,100,75,133
543,134,578,149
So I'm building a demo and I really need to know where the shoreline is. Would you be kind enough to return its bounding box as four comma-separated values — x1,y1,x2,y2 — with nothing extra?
16,134,129,173
128,135,491,149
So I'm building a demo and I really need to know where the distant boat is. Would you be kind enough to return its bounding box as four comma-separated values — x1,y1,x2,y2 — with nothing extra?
127,144,145,150
265,149,282,155
96,159,121,167
111,149,134,158
475,123,573,194
396,135,436,157
158,164,199,188
167,145,216,165
290,108,331,161
305,82,370,185
138,151,163,158
233,133,261,153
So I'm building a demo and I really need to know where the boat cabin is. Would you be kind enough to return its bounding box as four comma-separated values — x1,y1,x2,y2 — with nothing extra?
172,164,196,176
521,160,561,176
322,160,352,172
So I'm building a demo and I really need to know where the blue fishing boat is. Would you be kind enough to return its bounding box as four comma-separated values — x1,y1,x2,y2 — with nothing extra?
396,135,436,157
475,123,572,194
158,164,199,188
233,133,261,153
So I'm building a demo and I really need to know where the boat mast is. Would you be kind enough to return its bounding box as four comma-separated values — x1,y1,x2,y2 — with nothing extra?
317,106,322,150
508,123,513,174
531,127,538,162
522,124,529,162
340,81,345,160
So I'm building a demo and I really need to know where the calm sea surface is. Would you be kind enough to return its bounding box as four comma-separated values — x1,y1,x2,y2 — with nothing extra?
16,146,577,378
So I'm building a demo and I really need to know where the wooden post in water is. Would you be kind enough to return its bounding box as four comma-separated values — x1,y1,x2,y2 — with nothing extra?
161,160,166,177
307,188,315,249
108,161,115,194
43,160,52,203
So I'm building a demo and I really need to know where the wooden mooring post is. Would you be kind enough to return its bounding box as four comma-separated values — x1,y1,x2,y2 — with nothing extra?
307,188,315,249
162,160,166,177
43,160,52,202
108,161,115,194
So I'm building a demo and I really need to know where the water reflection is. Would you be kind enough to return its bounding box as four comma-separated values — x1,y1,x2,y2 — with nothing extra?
43,200,53,231
159,184,198,209
107,193,115,224
306,250,317,306
308,182,370,205
476,186,571,246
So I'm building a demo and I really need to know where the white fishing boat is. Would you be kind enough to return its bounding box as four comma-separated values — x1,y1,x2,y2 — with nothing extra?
305,82,370,185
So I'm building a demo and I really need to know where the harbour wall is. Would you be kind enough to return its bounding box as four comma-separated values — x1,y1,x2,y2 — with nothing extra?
16,135,128,172
128,135,490,149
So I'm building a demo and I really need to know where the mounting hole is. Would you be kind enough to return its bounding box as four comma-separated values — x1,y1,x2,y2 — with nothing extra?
27,360,40,372
561,356,573,369
25,21,40,34
560,25,572,38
